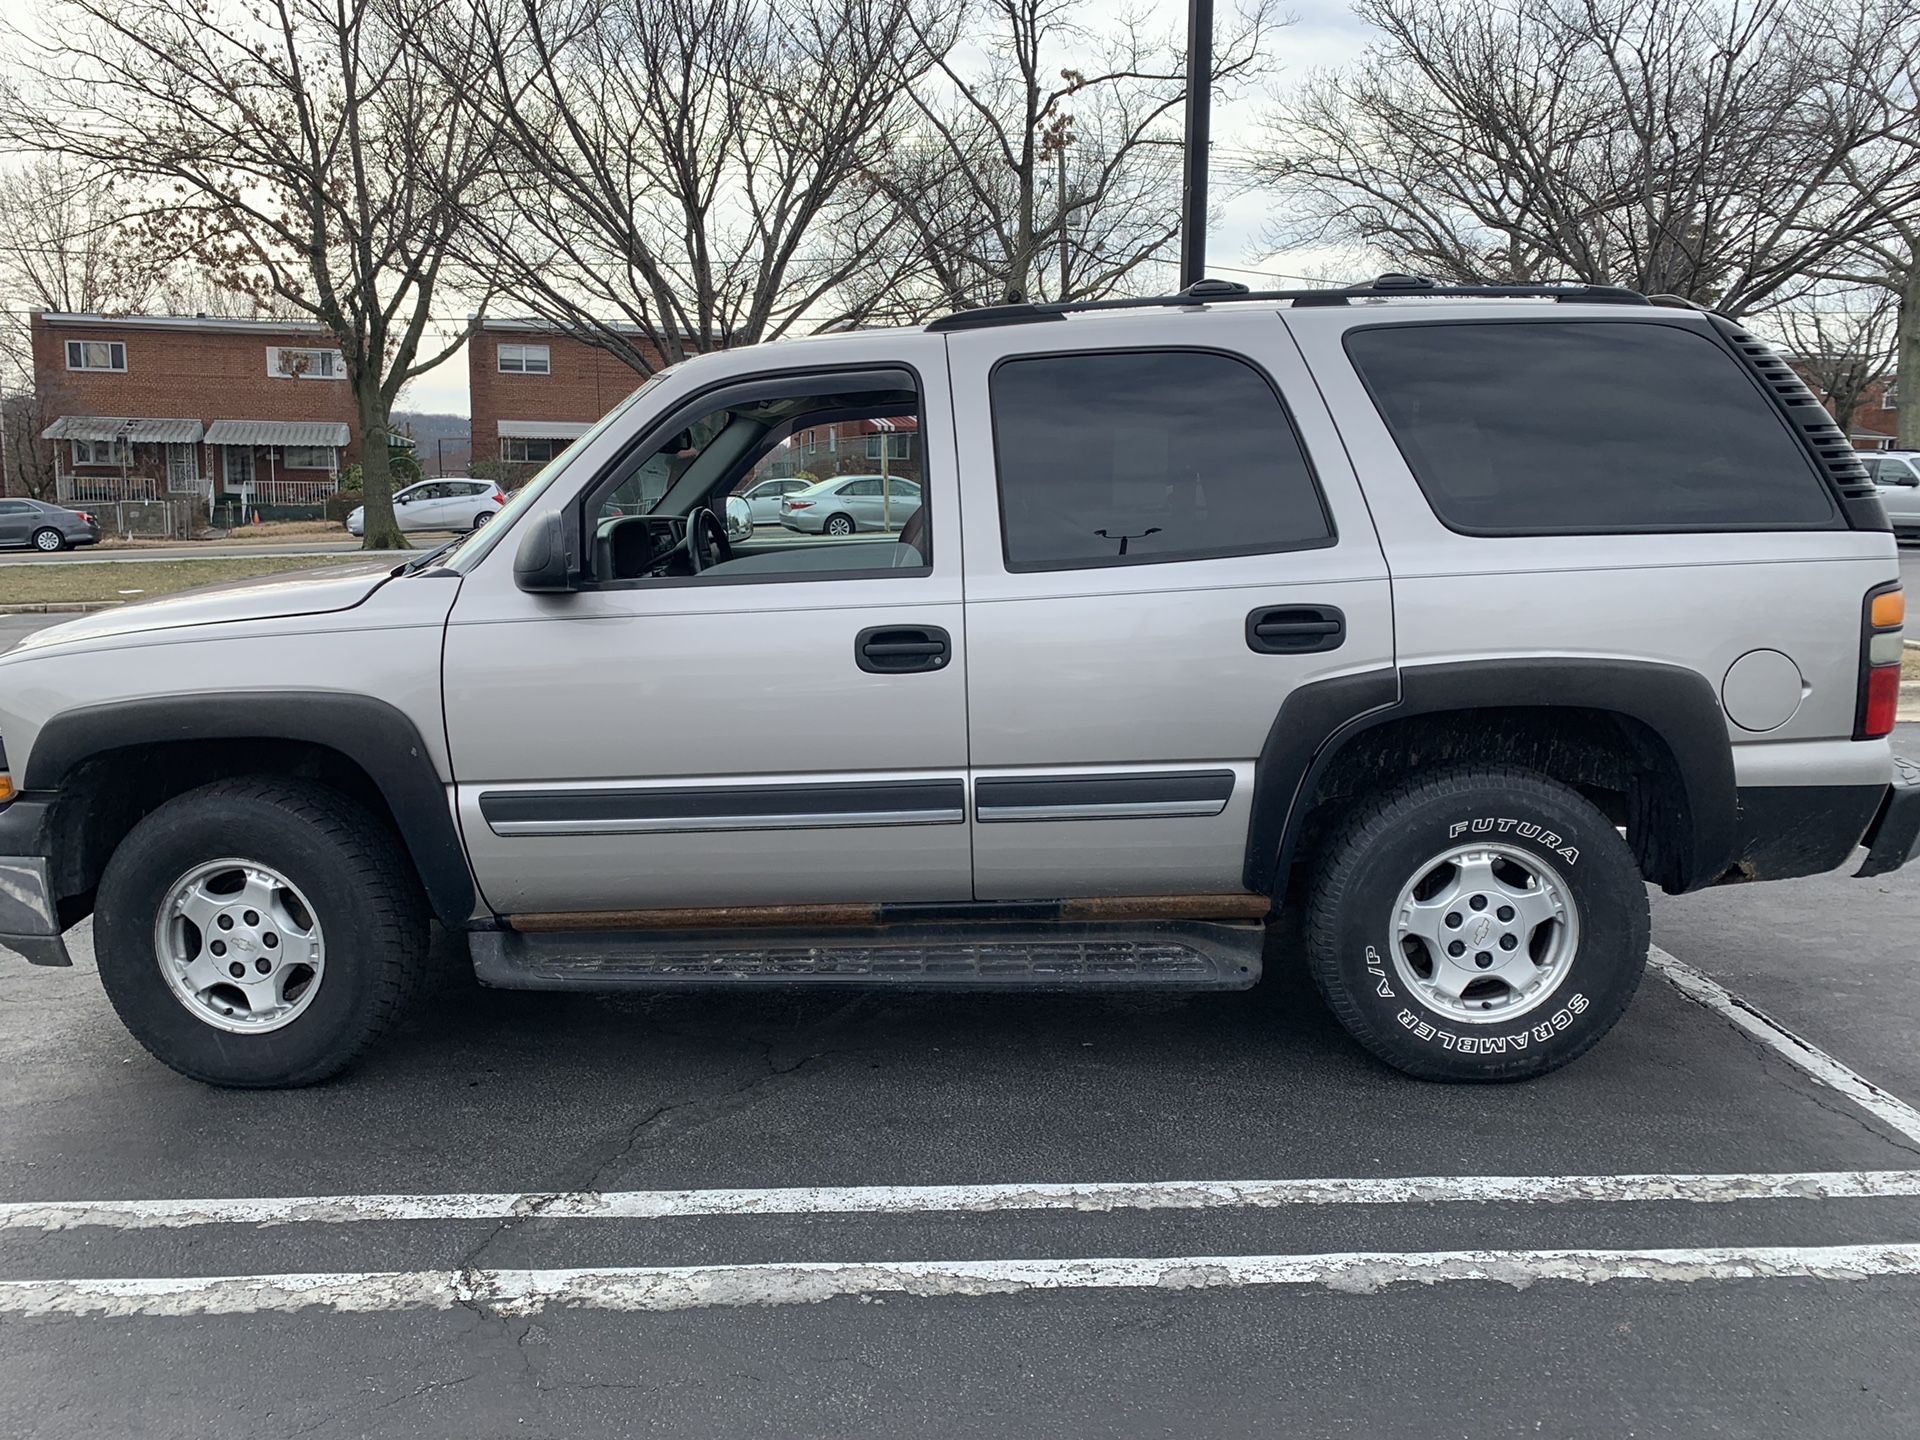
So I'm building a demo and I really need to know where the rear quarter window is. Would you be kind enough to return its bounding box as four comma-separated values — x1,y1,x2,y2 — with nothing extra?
1343,320,1840,535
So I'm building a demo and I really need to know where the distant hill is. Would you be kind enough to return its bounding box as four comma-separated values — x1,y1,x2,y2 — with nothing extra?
392,411,473,476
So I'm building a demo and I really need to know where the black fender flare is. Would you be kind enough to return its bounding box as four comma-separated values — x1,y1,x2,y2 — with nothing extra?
1243,659,1739,896
22,691,476,925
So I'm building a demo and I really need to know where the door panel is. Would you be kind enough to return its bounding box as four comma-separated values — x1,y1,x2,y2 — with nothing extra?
945,311,1394,901
442,338,969,915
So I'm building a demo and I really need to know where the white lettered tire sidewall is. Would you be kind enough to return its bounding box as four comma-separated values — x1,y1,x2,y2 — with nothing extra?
1306,767,1650,1082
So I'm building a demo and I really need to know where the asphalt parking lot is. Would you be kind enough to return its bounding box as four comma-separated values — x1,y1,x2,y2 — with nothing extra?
1,611,1918,1439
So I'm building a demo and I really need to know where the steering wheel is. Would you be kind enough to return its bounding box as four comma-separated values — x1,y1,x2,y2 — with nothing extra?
682,506,732,574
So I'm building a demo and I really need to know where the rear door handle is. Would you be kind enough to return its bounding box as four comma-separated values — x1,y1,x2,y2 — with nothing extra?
856,625,952,674
1246,605,1346,655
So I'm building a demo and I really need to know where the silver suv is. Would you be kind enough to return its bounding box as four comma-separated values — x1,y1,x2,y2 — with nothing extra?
0,276,1914,1087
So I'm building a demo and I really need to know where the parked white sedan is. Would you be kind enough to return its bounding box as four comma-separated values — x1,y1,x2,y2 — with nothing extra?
347,479,506,536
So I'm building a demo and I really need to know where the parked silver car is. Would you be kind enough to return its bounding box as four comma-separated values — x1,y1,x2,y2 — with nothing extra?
0,498,100,552
1863,451,1920,542
347,478,505,536
779,474,922,535
737,476,812,525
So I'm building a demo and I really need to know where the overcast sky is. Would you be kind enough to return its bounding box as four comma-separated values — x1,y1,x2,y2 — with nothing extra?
0,0,1378,415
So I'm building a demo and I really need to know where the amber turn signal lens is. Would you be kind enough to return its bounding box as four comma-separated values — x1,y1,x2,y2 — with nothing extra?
0,773,14,803
1870,589,1904,629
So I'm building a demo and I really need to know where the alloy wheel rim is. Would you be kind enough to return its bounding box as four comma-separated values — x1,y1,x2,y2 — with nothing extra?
1389,842,1579,1024
153,858,326,1034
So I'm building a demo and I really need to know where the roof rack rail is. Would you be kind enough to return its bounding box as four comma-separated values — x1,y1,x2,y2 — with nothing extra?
925,273,1650,332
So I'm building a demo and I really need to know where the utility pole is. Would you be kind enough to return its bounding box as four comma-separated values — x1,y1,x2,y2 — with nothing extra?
1058,143,1071,301
1179,0,1214,289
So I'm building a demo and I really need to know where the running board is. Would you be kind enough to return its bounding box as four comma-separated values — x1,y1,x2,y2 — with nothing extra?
470,918,1264,992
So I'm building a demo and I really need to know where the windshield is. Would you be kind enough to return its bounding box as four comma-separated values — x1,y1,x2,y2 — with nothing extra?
446,363,681,574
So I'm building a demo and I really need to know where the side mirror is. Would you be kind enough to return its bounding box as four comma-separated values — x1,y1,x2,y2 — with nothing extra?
513,509,578,593
724,495,752,539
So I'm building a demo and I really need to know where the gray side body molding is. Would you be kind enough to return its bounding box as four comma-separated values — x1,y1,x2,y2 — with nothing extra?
23,691,476,925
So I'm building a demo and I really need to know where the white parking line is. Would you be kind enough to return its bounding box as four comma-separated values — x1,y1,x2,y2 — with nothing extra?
1648,946,1920,1147
4,1243,1920,1317
6,1169,1920,1232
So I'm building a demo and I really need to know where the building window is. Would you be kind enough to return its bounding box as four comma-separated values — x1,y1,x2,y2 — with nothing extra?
282,445,337,470
805,430,816,455
65,340,127,372
70,437,129,466
267,346,344,379
866,433,911,460
501,436,564,462
498,343,551,375
1884,385,1900,411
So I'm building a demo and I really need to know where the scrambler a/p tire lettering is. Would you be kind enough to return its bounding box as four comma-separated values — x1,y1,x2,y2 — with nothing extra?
1305,766,1649,1082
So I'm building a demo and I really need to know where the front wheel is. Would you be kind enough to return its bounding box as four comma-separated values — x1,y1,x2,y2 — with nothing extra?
31,528,65,552
94,779,429,1087
1304,765,1648,1082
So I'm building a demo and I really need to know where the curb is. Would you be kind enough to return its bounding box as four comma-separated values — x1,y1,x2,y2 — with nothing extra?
0,602,124,614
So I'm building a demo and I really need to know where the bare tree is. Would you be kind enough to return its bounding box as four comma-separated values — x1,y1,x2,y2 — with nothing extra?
4,0,489,548
864,0,1280,315
448,0,953,379
1253,0,1920,319
1807,0,1920,448
1772,287,1900,439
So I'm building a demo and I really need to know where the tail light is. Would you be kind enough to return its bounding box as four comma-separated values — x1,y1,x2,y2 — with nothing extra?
785,499,813,511
492,491,506,505
75,511,93,523
1856,582,1904,739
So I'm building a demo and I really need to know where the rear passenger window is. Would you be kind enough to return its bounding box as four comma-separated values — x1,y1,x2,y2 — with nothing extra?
990,349,1333,571
1344,321,1838,534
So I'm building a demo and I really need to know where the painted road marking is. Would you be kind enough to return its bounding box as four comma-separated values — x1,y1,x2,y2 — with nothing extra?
4,1244,1920,1317
1648,946,1920,1148
7,1169,1920,1232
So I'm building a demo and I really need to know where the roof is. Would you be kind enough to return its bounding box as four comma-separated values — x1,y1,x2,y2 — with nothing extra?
498,419,593,440
41,416,204,443
204,420,350,447
38,312,333,337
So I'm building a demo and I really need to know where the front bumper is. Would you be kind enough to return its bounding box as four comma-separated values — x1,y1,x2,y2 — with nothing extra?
0,854,69,966
1859,758,1920,878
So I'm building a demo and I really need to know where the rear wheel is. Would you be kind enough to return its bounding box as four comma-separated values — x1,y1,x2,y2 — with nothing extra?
824,513,854,536
471,512,492,530
31,527,64,552
94,778,429,1087
1304,765,1648,1081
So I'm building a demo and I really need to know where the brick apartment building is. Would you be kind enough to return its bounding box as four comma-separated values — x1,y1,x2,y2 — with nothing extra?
468,319,661,477
1834,375,1903,451
779,417,923,483
30,311,363,511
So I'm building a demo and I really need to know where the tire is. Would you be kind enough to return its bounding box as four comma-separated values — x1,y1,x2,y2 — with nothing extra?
824,513,854,536
1304,765,1648,1082
94,778,430,1088
471,512,492,530
31,528,65,552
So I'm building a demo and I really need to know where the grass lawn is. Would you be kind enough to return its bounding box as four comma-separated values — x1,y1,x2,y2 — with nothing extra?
0,556,358,606
99,519,351,549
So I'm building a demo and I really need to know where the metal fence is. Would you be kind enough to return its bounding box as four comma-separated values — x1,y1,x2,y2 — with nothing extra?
57,474,163,505
246,479,340,508
80,498,209,541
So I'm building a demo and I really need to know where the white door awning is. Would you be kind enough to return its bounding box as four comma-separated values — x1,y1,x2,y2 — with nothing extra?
205,420,350,447
42,416,205,444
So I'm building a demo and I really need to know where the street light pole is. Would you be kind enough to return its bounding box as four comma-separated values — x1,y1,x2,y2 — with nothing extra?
1179,0,1214,289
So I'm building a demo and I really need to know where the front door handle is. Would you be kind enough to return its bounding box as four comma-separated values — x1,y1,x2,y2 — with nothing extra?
1246,605,1345,655
856,625,951,674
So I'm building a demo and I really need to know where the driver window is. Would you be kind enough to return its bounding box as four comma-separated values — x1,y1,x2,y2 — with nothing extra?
587,376,927,585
